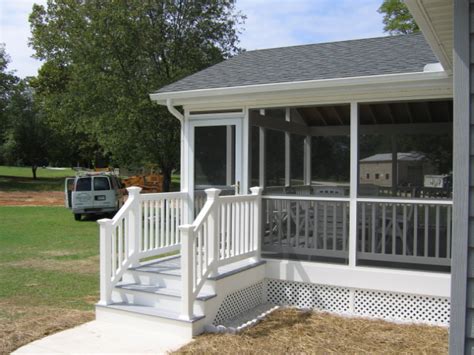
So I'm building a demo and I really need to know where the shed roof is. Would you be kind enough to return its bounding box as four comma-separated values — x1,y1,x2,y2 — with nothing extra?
360,152,426,163
156,33,438,94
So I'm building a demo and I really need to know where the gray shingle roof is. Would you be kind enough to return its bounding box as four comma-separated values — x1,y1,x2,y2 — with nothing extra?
156,33,437,94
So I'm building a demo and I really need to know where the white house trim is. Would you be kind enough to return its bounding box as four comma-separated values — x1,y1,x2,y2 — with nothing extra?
264,258,450,298
405,0,453,73
150,71,452,107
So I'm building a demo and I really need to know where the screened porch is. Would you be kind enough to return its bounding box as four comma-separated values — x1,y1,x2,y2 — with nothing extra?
246,100,453,272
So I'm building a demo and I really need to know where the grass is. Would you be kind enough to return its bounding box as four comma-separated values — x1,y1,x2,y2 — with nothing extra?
0,206,100,353
0,166,76,178
0,166,75,192
176,308,448,354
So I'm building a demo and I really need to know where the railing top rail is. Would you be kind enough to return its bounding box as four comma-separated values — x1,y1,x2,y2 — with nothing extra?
220,194,259,203
191,200,214,232
357,197,453,206
262,195,350,202
107,187,142,226
140,191,187,200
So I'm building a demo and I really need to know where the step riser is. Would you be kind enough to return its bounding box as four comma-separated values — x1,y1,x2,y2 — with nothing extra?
96,306,199,339
112,288,206,315
122,271,216,294
123,271,182,289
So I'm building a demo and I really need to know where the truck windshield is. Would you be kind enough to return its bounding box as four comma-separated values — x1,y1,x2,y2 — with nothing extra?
76,178,92,191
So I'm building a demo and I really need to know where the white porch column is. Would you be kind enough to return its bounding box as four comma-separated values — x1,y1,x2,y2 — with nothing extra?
183,111,194,224
349,102,359,267
242,107,250,194
285,108,291,187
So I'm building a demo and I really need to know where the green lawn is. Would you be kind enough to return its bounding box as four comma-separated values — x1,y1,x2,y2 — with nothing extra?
0,206,100,352
0,166,75,192
0,206,99,308
0,165,75,178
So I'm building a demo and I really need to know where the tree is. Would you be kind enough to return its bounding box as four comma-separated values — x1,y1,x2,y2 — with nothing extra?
0,44,20,162
29,1,244,191
2,80,50,179
378,0,419,35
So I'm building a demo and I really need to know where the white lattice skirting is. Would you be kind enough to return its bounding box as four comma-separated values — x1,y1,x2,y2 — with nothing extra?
266,279,450,326
213,282,265,326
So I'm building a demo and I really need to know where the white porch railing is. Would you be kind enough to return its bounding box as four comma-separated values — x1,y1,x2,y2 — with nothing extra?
97,187,187,305
357,198,453,267
178,187,262,320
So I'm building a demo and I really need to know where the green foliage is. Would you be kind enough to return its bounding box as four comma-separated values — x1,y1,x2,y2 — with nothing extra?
0,45,20,153
1,80,51,178
29,0,244,190
378,0,419,35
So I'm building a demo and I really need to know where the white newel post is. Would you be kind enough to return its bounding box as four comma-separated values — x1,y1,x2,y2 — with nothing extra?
98,218,113,305
250,186,263,261
179,224,194,320
126,186,142,266
205,188,221,277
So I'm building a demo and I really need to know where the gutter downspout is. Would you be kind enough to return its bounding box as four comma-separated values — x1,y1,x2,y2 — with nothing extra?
166,98,184,122
165,99,189,221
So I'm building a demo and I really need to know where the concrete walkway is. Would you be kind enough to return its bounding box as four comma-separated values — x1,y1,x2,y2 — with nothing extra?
13,320,191,354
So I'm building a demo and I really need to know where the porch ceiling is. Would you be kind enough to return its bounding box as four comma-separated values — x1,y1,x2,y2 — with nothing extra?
405,0,453,73
296,100,453,127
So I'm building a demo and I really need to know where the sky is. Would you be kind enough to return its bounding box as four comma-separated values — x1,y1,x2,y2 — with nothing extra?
0,0,385,79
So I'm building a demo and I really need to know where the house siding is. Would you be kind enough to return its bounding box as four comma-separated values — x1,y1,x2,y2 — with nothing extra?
451,0,474,354
469,2,474,353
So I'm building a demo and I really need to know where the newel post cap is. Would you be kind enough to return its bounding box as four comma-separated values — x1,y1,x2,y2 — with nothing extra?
126,186,142,197
204,188,222,200
97,218,113,226
250,186,263,195
178,224,194,233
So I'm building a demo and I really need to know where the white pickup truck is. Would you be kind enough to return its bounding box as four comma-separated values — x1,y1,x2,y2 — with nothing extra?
65,173,125,221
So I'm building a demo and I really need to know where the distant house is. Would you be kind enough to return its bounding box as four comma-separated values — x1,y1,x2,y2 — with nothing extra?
359,152,431,187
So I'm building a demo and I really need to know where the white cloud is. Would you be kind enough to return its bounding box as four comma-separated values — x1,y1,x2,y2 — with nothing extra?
235,0,385,50
0,0,385,78
0,0,47,78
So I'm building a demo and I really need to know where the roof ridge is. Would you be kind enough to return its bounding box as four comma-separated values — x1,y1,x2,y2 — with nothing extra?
241,33,424,54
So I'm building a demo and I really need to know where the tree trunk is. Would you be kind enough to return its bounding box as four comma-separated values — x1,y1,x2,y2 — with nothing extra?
32,165,38,180
162,168,172,192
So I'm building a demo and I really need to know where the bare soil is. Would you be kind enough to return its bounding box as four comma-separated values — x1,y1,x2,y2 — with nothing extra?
0,191,64,206
176,308,448,354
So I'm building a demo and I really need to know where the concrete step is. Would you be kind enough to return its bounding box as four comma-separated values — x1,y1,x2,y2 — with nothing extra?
96,303,205,339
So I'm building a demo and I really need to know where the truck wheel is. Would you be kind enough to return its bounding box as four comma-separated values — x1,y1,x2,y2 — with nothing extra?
74,214,81,221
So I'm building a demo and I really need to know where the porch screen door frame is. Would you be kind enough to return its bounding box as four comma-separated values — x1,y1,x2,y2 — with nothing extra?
187,117,244,216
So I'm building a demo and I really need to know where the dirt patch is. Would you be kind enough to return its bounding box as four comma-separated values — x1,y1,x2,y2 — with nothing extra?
175,308,448,354
0,301,94,354
2,255,99,275
0,191,64,206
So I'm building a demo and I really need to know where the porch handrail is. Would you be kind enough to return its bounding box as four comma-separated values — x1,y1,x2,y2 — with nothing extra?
263,195,350,202
178,187,263,320
98,187,187,306
98,186,142,305
356,197,453,205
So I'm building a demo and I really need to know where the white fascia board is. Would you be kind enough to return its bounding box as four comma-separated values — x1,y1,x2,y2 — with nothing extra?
149,71,451,106
404,0,453,73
